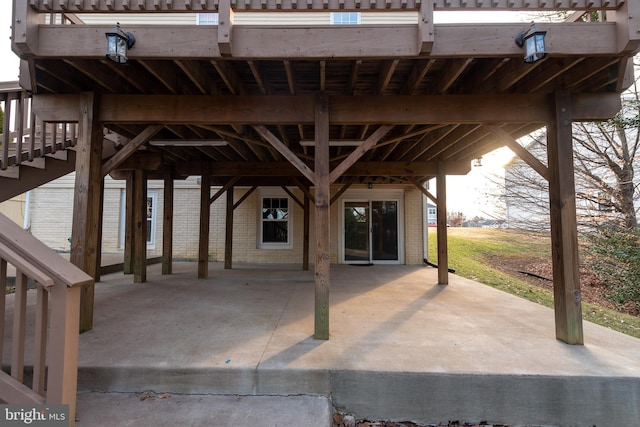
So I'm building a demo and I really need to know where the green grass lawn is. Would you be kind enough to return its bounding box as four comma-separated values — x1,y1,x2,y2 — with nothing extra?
427,227,640,339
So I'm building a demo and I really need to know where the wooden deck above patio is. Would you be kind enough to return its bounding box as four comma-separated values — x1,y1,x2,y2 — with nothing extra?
12,1,639,184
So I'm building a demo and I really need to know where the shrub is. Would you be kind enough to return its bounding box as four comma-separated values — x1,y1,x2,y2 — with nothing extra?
583,227,640,305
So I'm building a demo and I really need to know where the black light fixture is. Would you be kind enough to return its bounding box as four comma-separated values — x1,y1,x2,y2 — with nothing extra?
105,23,135,64
515,23,547,64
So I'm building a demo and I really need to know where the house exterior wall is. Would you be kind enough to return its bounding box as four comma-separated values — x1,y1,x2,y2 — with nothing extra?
0,195,27,227
76,11,418,26
29,175,427,265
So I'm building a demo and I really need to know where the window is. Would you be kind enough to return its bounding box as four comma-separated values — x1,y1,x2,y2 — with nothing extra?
119,190,157,249
259,196,292,248
197,13,219,25
331,12,361,25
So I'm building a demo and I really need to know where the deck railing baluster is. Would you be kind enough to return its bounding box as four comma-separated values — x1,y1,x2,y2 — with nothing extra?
0,259,6,368
11,271,28,383
2,94,11,170
33,285,49,395
29,112,36,161
40,119,47,158
51,122,57,154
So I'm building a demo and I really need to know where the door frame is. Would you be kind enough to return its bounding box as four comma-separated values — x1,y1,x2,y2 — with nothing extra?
339,189,404,264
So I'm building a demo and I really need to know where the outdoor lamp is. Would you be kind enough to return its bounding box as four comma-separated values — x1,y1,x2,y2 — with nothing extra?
515,23,547,64
105,23,135,64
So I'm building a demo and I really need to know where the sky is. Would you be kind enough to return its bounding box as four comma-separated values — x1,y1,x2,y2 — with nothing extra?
1,2,19,82
0,4,521,217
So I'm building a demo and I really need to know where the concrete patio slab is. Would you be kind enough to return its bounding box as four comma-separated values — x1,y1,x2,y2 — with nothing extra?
3,261,640,426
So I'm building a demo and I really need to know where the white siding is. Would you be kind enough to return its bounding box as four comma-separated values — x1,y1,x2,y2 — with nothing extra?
73,11,418,26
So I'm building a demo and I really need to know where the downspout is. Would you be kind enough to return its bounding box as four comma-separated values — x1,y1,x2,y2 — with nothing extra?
421,180,455,273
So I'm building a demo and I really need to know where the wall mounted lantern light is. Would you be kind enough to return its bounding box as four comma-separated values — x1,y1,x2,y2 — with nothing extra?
515,23,547,64
105,23,135,64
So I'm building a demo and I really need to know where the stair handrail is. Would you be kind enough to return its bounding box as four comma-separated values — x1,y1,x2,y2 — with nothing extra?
1,87,77,171
0,213,92,427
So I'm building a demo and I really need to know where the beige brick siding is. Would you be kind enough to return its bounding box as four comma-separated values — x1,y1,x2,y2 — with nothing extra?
30,176,427,265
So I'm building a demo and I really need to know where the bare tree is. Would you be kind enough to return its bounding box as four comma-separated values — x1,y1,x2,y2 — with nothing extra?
499,59,640,231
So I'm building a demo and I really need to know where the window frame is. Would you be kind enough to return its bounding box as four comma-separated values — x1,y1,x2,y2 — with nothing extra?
258,189,293,250
119,189,158,249
330,12,361,25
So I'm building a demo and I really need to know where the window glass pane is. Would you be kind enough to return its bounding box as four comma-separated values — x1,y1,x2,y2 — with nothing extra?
197,13,219,25
263,221,288,243
331,12,360,25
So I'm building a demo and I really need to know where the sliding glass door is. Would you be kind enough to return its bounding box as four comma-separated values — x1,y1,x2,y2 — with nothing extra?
344,200,399,263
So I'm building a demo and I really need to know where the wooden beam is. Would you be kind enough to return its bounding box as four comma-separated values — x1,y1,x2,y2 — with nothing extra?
418,0,434,53
295,178,316,204
174,161,471,177
198,164,211,279
32,93,622,124
70,92,103,333
330,175,357,206
209,176,241,205
224,187,234,270
233,186,257,210
101,124,163,177
253,125,316,184
436,163,448,285
547,91,583,345
329,125,393,184
408,176,437,205
611,0,640,53
133,168,147,283
314,93,330,341
162,173,174,275
26,23,620,60
484,124,549,181
217,0,234,56
111,152,163,171
281,186,303,208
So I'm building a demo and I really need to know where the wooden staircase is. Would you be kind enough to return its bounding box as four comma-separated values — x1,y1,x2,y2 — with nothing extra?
0,213,92,427
1,85,120,203
1,84,113,425
1,86,80,203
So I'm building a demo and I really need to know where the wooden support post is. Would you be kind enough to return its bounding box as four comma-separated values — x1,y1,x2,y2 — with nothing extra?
70,92,103,333
162,174,174,275
224,186,234,270
314,93,330,340
547,90,583,345
198,165,211,279
47,284,81,425
123,171,134,275
95,179,104,282
133,169,147,283
436,164,448,285
303,190,310,271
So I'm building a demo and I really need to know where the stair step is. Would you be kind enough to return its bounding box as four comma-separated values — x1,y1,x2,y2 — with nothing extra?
19,158,46,169
0,166,19,179
46,150,68,161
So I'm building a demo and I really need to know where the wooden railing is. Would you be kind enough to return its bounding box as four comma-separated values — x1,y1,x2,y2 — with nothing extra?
0,86,77,172
0,213,92,427
23,0,627,12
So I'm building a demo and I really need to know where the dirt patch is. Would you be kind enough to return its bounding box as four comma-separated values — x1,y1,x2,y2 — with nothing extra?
483,254,639,317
